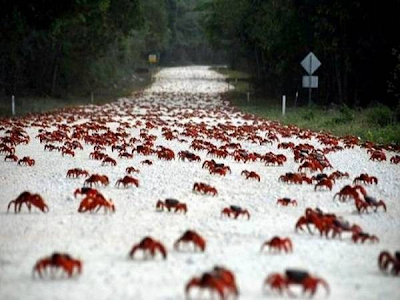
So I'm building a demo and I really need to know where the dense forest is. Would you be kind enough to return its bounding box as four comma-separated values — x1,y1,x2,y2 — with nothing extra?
1,0,399,108
203,0,400,107
0,0,215,97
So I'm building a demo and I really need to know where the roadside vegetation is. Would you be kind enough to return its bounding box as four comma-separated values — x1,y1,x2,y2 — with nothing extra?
0,72,151,117
218,68,400,145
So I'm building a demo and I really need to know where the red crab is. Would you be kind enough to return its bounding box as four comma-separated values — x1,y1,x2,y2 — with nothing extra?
141,159,153,165
369,150,386,161
33,253,82,278
379,251,400,275
221,205,250,220
333,185,367,202
7,192,49,213
84,174,109,187
74,187,100,198
390,155,400,164
185,266,238,300
126,166,140,174
66,168,89,178
353,173,378,185
264,269,329,297
351,231,379,243
129,236,167,260
241,170,261,181
4,154,18,162
156,199,187,214
276,198,298,206
115,176,139,188
77,194,115,213
260,236,293,253
18,156,35,166
314,178,334,191
102,156,117,166
174,230,206,252
193,182,218,196
354,196,387,213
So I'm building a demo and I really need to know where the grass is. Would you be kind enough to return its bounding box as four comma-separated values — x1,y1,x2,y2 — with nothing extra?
216,68,400,145
0,73,152,118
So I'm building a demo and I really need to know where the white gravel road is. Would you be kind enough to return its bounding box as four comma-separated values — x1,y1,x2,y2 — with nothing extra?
0,66,399,300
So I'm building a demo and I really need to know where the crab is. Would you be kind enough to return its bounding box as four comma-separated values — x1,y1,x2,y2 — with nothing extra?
7,192,49,213
353,173,378,185
241,170,261,181
333,185,367,202
84,174,109,187
156,199,187,214
4,154,18,162
77,194,115,213
141,159,153,165
62,148,75,157
209,166,231,176
66,168,89,178
276,198,298,206
129,236,167,260
178,150,201,162
379,251,400,275
33,253,82,278
369,150,386,161
115,176,139,188
126,166,140,174
74,187,100,198
390,155,400,164
118,152,133,159
193,182,218,196
314,178,334,191
264,269,329,297
260,236,293,253
185,266,238,300
89,151,106,160
221,205,250,220
329,170,349,180
18,156,35,166
102,156,117,166
354,196,387,213
351,231,379,243
157,147,175,160
174,230,206,252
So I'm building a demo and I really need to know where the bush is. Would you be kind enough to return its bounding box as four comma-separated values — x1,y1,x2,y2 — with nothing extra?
366,104,393,127
339,104,354,122
302,109,315,121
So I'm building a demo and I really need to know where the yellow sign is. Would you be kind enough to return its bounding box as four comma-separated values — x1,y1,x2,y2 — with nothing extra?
148,54,157,64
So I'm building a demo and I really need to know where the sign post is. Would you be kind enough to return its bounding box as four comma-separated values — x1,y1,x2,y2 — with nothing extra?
11,95,15,116
148,54,157,64
282,95,286,116
301,52,321,106
148,54,158,83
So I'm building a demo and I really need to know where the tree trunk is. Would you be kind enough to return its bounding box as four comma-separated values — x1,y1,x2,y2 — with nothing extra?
254,45,261,79
51,43,63,96
335,54,343,104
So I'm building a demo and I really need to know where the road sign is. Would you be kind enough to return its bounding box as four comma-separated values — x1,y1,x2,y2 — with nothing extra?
301,52,321,75
302,76,318,88
149,54,157,64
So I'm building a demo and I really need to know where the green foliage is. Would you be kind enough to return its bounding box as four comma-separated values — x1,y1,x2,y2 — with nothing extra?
301,109,315,121
365,105,393,127
0,0,216,96
220,67,400,144
203,0,400,106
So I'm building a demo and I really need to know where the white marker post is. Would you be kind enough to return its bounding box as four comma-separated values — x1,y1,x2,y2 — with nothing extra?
11,95,15,116
247,91,250,102
282,95,286,116
91,92,94,104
